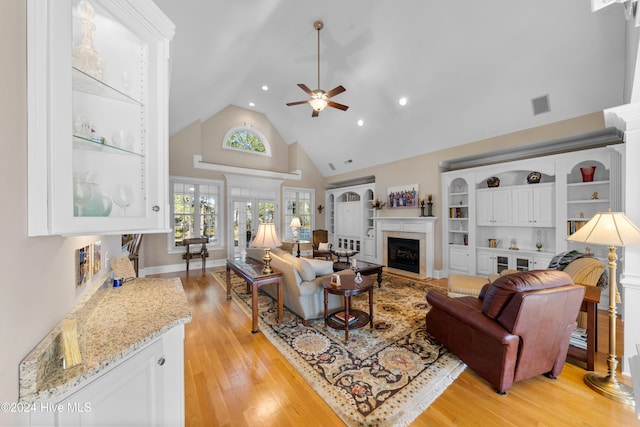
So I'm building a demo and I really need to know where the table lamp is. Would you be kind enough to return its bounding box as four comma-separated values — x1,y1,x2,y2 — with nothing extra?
290,217,302,240
567,210,640,405
251,223,282,274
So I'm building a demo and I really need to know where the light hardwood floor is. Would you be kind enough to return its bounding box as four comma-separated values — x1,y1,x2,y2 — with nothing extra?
151,268,639,426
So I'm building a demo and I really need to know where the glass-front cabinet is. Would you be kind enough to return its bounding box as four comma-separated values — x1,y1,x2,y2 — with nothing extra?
28,0,175,235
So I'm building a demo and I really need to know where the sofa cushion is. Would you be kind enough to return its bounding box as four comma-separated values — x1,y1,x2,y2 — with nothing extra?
302,258,334,276
482,270,574,320
282,252,316,281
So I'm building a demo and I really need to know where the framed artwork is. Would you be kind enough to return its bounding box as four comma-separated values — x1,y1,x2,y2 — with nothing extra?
75,245,91,288
93,241,102,275
387,184,419,208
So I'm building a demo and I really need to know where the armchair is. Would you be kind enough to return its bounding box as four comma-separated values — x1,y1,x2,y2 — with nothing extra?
426,270,585,394
312,229,332,260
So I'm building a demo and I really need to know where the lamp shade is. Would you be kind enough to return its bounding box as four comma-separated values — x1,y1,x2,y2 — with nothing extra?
250,223,282,249
289,217,302,228
567,211,640,247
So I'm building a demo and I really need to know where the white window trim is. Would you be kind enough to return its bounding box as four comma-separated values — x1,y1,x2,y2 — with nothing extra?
168,176,224,254
283,186,315,241
222,125,272,157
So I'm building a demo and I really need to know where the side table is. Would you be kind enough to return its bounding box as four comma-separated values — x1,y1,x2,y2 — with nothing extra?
567,285,601,371
322,274,374,341
333,260,384,288
226,257,283,333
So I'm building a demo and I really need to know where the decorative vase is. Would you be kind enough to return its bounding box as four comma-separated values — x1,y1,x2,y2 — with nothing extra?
580,166,596,182
527,171,541,184
487,176,500,188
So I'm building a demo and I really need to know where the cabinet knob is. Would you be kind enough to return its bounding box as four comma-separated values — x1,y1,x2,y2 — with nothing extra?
157,357,166,366
152,205,160,212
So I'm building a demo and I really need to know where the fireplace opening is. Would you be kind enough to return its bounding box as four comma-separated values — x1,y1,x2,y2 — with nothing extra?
388,237,419,274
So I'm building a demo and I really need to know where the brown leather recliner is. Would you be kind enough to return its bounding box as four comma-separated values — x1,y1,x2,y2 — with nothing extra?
426,270,585,394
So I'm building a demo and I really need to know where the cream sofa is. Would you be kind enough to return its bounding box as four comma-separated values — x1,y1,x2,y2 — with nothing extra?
247,248,354,324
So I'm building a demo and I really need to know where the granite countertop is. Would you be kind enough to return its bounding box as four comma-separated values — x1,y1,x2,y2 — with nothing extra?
19,277,191,403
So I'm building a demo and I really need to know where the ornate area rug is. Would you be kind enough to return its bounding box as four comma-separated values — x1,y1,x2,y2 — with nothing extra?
212,271,465,426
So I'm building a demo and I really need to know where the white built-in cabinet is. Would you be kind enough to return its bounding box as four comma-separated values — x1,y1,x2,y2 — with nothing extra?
325,184,375,262
476,188,512,226
441,145,623,277
27,0,174,236
30,326,185,427
512,184,555,227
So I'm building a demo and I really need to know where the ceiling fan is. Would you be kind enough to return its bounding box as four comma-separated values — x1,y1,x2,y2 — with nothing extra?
286,20,349,117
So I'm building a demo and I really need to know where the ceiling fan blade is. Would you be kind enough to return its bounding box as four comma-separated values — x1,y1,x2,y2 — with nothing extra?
328,101,349,111
311,109,320,118
297,83,314,96
325,85,346,98
286,100,309,106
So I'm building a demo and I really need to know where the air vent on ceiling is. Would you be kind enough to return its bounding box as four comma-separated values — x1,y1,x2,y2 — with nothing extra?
328,162,336,171
531,94,550,115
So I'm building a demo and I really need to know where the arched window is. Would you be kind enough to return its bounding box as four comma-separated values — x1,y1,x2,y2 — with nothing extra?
222,125,271,156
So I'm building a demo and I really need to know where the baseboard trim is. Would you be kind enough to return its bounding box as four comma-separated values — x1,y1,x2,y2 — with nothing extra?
142,259,226,276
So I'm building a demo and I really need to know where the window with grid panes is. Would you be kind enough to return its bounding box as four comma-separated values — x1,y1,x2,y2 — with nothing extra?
283,187,314,241
170,178,223,249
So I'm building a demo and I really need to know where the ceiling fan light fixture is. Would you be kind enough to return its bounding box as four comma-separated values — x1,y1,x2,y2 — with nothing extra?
310,91,328,111
285,20,348,116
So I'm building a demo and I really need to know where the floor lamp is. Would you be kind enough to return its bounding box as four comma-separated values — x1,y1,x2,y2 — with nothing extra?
251,223,282,274
567,210,640,406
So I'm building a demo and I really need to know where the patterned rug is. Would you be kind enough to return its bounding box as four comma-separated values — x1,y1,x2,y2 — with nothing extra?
212,271,465,426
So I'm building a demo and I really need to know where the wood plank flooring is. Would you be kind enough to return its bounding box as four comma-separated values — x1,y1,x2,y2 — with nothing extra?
151,268,639,426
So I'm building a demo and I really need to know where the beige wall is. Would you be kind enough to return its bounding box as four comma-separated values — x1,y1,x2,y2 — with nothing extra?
325,111,606,271
143,106,328,270
1,2,122,425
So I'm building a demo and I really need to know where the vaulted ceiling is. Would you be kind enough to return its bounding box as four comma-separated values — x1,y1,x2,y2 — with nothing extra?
153,0,626,176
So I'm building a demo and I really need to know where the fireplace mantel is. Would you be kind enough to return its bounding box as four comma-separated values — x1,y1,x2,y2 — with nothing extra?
373,217,438,278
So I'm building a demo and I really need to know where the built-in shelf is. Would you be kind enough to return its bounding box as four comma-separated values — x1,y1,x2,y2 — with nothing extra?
73,135,145,157
73,67,144,106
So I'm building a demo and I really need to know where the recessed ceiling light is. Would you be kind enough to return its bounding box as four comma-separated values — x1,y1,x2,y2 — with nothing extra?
398,97,407,106
261,85,269,91
249,102,255,107
357,119,364,127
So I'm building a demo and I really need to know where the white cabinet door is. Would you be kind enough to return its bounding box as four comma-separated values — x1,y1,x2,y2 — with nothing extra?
27,0,174,236
511,185,554,227
336,201,362,236
492,189,512,225
532,185,554,227
449,247,470,274
512,254,533,271
476,190,494,226
511,187,533,226
476,250,495,276
31,326,184,427
533,254,554,270
476,189,511,226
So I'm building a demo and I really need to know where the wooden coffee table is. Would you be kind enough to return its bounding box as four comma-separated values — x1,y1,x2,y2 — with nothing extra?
322,274,374,341
333,260,384,287
226,257,283,333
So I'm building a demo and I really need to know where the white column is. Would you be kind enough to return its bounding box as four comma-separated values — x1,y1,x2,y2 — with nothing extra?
605,105,640,376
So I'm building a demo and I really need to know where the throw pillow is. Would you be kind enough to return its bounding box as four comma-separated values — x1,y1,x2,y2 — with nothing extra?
318,242,330,251
283,253,316,281
303,258,334,276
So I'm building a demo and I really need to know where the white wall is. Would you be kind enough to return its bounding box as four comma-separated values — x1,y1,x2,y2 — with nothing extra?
0,2,121,425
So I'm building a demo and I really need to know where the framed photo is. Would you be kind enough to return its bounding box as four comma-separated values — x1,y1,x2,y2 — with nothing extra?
75,245,91,288
387,184,419,208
